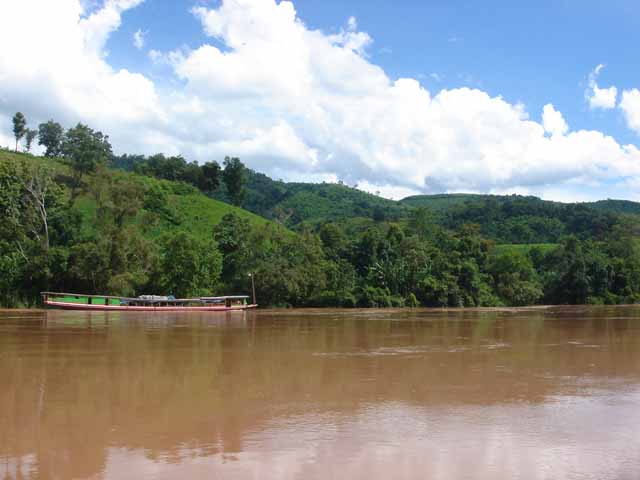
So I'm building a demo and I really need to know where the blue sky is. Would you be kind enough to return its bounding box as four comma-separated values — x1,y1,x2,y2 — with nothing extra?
106,0,640,144
2,0,640,201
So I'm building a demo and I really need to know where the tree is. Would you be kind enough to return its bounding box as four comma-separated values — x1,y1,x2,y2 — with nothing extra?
222,156,245,206
0,249,22,307
112,153,145,171
62,123,113,201
0,160,71,301
199,161,221,192
68,241,111,293
408,207,437,238
561,236,590,304
213,213,251,283
19,164,56,252
38,120,64,157
89,171,144,229
12,112,26,152
143,182,178,224
488,251,542,306
159,232,222,297
159,155,187,181
24,129,38,152
0,161,28,301
0,160,23,243
242,225,328,306
319,223,348,259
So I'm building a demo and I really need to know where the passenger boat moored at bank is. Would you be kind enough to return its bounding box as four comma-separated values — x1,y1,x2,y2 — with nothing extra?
41,292,257,311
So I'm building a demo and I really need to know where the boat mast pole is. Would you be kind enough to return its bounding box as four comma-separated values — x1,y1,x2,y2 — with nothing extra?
249,273,256,305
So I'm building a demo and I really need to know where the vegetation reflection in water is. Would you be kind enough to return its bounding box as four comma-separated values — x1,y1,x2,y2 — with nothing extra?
1,307,640,479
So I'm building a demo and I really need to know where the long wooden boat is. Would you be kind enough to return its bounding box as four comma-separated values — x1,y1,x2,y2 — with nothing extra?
41,292,257,312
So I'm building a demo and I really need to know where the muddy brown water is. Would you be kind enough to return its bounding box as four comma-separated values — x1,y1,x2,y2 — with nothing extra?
1,306,640,479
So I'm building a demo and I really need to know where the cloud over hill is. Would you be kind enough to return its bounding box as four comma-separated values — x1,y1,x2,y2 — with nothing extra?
1,0,640,201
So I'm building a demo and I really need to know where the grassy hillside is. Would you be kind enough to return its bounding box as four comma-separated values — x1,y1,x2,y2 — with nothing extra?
109,152,640,241
2,149,273,242
0,149,60,169
166,191,269,240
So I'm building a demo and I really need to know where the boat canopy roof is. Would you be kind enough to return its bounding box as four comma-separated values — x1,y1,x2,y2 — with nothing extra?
42,292,250,303
200,296,249,300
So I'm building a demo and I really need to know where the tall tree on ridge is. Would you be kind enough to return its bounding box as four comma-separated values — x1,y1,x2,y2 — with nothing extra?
12,112,26,152
62,123,113,202
24,129,38,152
38,120,64,157
199,161,221,192
222,156,245,206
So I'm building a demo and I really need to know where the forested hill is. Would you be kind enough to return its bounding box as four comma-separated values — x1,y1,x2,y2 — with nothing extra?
234,173,640,244
587,199,640,215
1,150,269,240
3,145,640,309
3,110,640,309
400,193,488,211
235,170,408,226
400,194,640,244
401,193,640,215
0,149,276,306
111,152,640,244
226,172,640,244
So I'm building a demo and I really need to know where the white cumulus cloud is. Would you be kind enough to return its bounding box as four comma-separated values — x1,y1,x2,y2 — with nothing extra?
0,0,163,151
620,89,640,135
1,0,640,201
586,64,617,110
133,28,146,50
542,104,568,136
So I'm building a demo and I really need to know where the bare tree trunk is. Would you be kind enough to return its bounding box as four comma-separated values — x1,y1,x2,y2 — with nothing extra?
21,167,51,252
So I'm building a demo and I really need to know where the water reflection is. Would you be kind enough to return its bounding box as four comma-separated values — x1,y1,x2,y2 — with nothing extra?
1,307,640,479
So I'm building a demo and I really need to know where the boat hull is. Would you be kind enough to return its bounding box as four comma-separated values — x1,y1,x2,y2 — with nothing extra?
44,301,258,312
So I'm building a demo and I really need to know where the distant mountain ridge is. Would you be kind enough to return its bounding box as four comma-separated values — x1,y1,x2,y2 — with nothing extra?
107,153,639,244
233,172,640,235
214,169,409,226
400,193,640,214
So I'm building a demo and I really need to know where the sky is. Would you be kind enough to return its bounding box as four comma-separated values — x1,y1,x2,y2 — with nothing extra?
1,0,640,202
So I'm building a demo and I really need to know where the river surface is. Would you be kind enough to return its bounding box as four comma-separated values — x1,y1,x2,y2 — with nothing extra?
1,307,640,479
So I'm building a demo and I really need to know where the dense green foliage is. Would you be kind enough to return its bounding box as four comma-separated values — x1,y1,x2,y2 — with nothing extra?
401,193,486,211
2,145,640,308
3,112,640,309
0,148,266,306
113,152,228,199
222,156,246,206
112,154,406,226
229,170,408,227
62,123,113,201
114,155,640,245
587,199,640,215
402,194,632,244
38,120,64,157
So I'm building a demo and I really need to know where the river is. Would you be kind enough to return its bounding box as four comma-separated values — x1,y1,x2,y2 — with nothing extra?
1,306,640,479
